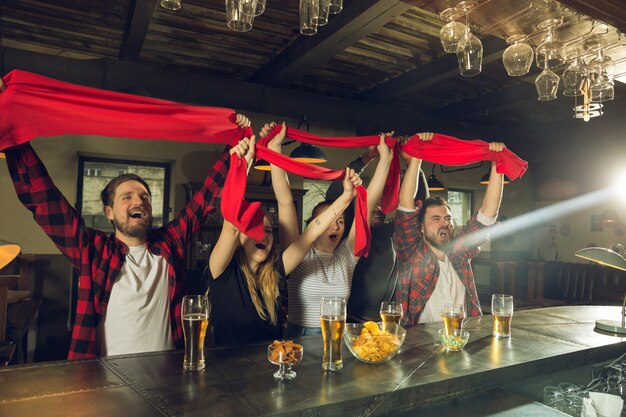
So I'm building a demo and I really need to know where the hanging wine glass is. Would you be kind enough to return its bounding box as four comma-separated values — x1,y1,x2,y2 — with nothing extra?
536,20,565,69
329,0,342,14
588,50,615,83
439,8,468,53
590,74,614,102
502,35,534,76
535,68,560,101
457,32,483,77
562,54,588,97
299,0,319,36
250,0,266,17
226,0,255,32
312,0,330,26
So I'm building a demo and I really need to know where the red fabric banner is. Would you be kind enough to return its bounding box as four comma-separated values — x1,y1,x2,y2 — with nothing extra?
0,70,528,258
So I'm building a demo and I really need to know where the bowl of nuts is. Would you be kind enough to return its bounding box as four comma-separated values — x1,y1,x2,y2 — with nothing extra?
439,329,470,352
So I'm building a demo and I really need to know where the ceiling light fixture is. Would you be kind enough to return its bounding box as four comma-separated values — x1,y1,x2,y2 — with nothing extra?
427,165,445,191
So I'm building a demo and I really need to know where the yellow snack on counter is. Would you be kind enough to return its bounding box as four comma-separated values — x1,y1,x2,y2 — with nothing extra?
352,322,400,362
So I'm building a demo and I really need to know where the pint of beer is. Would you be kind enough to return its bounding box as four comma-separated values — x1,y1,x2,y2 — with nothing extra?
320,297,346,372
182,295,209,371
380,301,403,331
491,294,513,338
440,303,465,336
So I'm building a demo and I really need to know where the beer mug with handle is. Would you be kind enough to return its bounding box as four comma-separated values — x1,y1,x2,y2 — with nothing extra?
182,295,209,371
320,297,346,372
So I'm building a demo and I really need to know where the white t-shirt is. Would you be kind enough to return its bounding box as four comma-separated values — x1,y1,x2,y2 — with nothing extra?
97,245,175,356
288,240,357,328
418,256,466,324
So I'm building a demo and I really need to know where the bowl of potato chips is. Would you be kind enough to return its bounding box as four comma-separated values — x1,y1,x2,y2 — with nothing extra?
343,321,406,364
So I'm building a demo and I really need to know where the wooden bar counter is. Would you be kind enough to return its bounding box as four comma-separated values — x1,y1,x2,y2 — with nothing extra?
1,306,624,416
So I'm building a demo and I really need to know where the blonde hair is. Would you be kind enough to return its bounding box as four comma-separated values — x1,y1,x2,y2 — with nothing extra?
235,215,280,325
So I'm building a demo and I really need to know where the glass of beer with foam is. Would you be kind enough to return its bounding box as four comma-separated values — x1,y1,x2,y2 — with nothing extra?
182,295,209,371
441,303,465,336
491,294,513,338
320,297,346,372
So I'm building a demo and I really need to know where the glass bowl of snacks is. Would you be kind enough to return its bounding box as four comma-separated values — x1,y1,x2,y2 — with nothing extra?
344,321,406,364
439,329,470,352
268,340,303,380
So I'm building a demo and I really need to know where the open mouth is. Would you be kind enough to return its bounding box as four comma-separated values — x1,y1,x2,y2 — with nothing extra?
328,233,339,242
438,228,449,238
255,243,267,250
129,208,145,219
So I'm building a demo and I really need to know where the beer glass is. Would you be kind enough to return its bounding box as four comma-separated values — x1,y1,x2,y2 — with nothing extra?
182,295,209,371
320,297,346,372
491,294,513,338
440,303,465,336
380,301,403,331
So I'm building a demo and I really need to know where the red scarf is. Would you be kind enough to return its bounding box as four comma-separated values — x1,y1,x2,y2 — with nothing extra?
0,70,528,258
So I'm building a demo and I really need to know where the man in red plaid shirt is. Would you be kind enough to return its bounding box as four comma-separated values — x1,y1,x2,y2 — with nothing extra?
394,132,505,326
2,75,250,359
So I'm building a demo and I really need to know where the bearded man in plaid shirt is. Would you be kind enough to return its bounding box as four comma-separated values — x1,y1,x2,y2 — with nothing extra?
3,74,251,359
394,132,506,326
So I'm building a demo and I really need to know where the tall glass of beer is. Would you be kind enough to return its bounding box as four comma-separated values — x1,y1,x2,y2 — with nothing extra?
182,295,209,371
440,303,465,336
320,297,346,372
380,301,403,332
491,294,513,338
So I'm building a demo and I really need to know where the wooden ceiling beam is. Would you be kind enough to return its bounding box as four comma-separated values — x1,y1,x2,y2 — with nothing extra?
358,36,507,102
557,0,626,34
120,0,158,60
250,0,413,84
427,78,536,118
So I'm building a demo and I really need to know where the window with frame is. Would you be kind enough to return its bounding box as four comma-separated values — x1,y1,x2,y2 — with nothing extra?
76,156,171,234
447,188,472,227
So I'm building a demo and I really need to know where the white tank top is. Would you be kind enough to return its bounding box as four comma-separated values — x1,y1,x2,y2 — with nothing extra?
97,245,175,356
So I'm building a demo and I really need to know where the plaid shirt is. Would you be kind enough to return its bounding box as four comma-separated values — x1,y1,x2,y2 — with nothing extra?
393,208,490,326
6,142,228,359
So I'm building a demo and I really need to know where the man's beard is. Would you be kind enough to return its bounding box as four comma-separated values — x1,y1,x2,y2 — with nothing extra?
113,216,152,239
424,227,452,251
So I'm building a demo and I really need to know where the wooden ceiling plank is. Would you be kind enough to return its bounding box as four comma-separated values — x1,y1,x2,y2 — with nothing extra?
358,36,507,102
557,0,626,34
120,0,158,60
250,0,414,84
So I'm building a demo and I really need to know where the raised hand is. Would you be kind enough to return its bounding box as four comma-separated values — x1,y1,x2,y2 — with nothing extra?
230,136,256,169
415,132,434,141
489,142,506,152
260,122,286,152
343,168,362,197
0,79,5,92
235,114,251,128
377,132,394,162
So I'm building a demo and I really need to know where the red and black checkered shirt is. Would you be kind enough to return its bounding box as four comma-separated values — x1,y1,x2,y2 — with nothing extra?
393,208,490,326
6,142,228,359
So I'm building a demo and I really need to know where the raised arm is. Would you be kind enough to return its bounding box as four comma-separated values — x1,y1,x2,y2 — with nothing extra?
398,132,433,209
261,122,300,248
161,114,250,251
281,169,362,275
208,137,255,278
346,133,394,254
480,142,505,218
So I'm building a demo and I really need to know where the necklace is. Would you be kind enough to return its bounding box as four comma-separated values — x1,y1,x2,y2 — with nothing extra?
312,247,336,284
